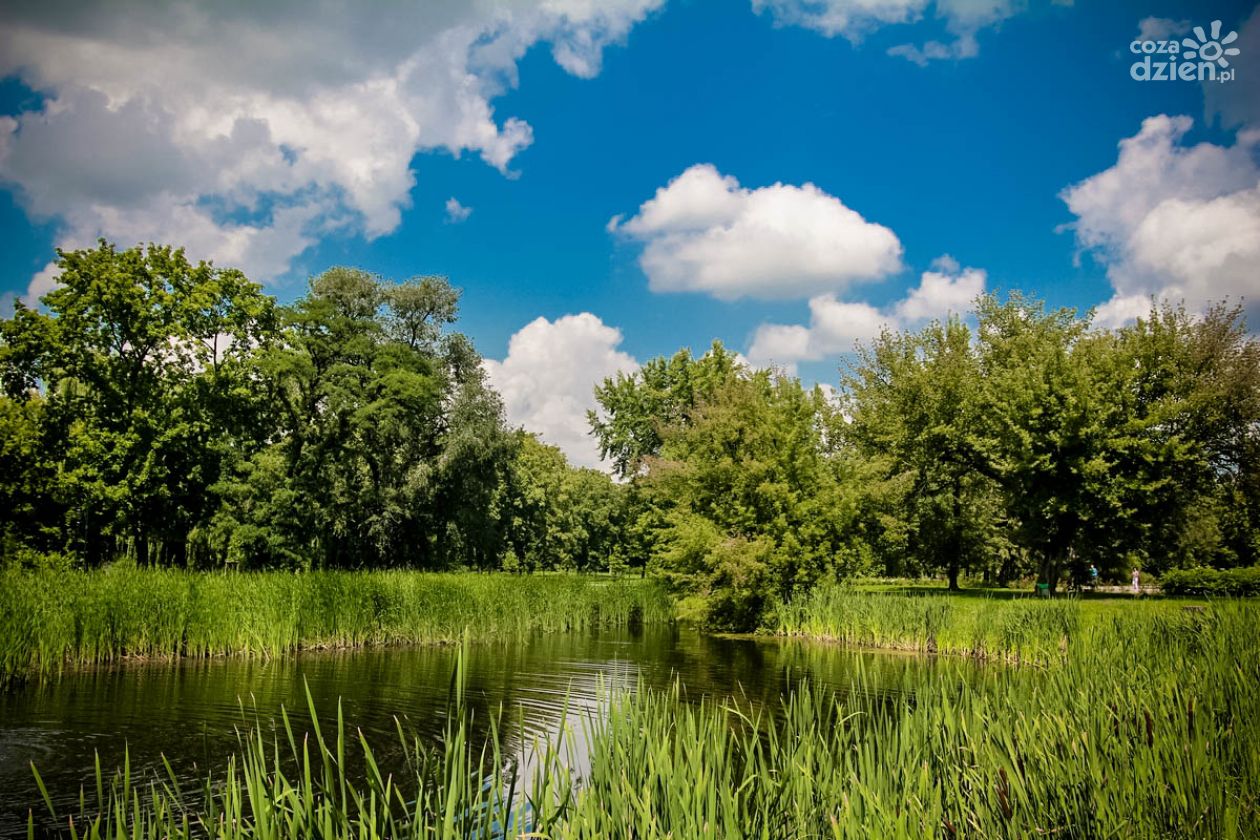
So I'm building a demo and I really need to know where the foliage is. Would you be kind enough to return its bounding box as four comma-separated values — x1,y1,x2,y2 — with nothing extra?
843,317,1007,588
2,241,1258,611
502,432,626,572
589,340,741,479
0,242,276,566
1160,566,1260,597
0,244,630,573
637,370,870,629
840,295,1260,592
204,266,507,569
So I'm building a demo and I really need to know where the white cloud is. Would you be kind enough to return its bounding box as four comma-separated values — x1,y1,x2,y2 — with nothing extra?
611,164,903,300
1059,115,1260,327
746,323,814,376
484,313,639,470
445,197,473,223
1136,16,1189,41
753,0,1027,65
747,257,985,371
0,0,662,301
893,255,986,321
753,0,928,39
22,261,63,307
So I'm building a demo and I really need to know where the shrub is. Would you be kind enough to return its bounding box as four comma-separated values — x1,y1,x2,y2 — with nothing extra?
1160,566,1260,597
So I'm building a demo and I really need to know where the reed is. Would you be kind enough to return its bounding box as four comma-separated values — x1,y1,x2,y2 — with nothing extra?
30,602,1260,838
0,568,670,681
771,585,1204,662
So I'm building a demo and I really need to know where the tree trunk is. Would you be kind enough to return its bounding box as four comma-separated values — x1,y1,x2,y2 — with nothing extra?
1041,552,1062,594
947,484,963,591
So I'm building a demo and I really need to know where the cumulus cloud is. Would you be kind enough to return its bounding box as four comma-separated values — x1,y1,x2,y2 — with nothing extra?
1059,115,1260,327
611,164,903,300
893,254,986,321
0,0,661,302
445,197,473,223
747,257,985,374
753,0,1029,65
483,313,639,470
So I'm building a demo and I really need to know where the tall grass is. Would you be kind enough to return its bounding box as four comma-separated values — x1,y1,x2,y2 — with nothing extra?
569,603,1260,837
774,586,1185,662
29,602,1260,838
0,568,670,681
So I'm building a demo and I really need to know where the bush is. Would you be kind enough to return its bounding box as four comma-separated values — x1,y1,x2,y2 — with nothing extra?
1160,566,1260,597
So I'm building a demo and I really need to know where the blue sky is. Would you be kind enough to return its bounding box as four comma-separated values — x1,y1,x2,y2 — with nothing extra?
1,0,1257,466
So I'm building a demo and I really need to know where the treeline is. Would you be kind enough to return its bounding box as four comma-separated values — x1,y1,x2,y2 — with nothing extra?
592,294,1260,625
0,243,625,573
3,243,1258,629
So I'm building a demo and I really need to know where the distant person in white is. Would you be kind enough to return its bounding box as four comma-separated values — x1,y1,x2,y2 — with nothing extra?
1131,568,1140,593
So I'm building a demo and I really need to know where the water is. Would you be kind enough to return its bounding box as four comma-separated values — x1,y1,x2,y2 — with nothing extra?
0,625,965,835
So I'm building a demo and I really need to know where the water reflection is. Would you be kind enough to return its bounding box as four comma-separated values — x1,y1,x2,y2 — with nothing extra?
0,625,974,836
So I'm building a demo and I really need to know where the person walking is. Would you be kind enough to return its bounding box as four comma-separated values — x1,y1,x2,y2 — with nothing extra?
1131,567,1140,594
1089,563,1099,591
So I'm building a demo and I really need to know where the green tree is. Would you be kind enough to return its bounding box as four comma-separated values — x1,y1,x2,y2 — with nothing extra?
590,341,742,479
0,242,275,566
207,268,514,570
1114,301,1260,572
642,370,868,628
972,294,1152,590
844,317,1004,589
503,432,625,572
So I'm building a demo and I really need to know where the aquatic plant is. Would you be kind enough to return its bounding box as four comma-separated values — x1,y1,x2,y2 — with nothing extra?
28,602,1260,838
0,569,670,682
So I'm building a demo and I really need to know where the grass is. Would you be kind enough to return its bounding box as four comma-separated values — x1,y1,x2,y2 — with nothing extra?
0,567,671,682
773,584,1207,662
28,601,1260,838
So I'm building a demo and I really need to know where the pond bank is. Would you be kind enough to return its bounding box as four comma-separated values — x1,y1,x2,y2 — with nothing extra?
0,568,670,682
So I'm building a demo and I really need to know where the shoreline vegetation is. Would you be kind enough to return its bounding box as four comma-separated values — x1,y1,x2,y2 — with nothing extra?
27,600,1260,839
774,585,1196,663
0,566,1232,683
0,568,670,682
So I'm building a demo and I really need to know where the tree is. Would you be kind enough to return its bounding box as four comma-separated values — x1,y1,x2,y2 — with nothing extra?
208,268,507,569
1114,301,1260,572
0,242,275,566
973,294,1148,590
844,317,1004,590
642,370,868,628
590,341,742,479
502,433,626,572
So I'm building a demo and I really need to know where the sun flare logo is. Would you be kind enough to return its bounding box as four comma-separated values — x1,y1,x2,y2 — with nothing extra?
1130,19,1240,83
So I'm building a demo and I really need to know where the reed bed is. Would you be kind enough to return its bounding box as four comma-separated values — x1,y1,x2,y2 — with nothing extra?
0,568,670,681
28,602,1260,838
771,586,1196,662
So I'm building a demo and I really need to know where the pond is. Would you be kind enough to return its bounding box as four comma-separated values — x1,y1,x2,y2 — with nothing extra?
0,625,971,836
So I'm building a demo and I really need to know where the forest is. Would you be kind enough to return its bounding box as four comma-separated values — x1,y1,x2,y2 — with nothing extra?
2,241,1258,629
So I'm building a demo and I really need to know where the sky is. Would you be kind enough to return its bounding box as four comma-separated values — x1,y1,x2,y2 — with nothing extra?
1,0,1258,467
